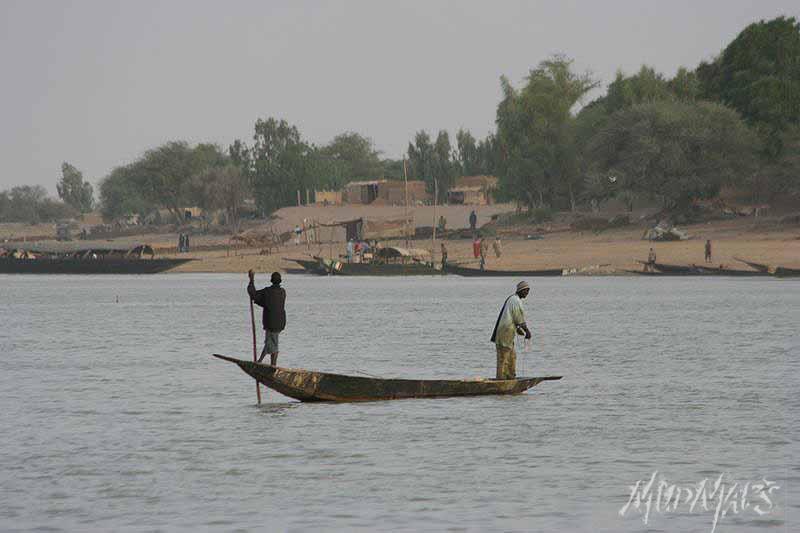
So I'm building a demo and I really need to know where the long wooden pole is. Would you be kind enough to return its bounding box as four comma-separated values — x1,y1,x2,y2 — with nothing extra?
403,158,409,248
249,297,262,404
432,178,437,268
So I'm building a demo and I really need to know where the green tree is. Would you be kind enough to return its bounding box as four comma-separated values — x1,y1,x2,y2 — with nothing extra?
668,67,701,101
754,126,800,201
134,141,204,222
407,130,434,181
456,129,480,175
496,55,598,211
605,66,673,114
9,185,47,223
476,134,500,176
250,118,316,215
698,16,800,158
0,191,10,221
97,142,225,222
381,158,404,180
0,185,74,223
188,164,249,231
57,162,94,213
320,132,383,183
588,100,757,210
98,164,150,220
432,130,456,202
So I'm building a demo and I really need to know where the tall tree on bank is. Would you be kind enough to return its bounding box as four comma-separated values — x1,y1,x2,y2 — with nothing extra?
496,55,598,211
456,129,480,176
588,100,757,210
250,118,316,215
604,66,674,114
98,142,226,222
407,131,435,182
57,162,94,213
432,130,456,202
136,141,224,223
99,164,149,220
320,132,383,185
188,164,249,232
697,16,800,158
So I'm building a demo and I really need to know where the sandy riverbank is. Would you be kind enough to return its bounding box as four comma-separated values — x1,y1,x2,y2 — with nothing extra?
163,217,799,274
3,206,799,275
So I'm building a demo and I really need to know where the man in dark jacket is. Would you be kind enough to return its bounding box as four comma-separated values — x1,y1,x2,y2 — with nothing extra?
247,270,286,366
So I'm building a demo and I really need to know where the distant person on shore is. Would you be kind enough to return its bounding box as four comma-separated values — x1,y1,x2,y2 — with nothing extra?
493,236,502,258
440,242,448,271
490,281,532,379
294,225,302,245
469,210,477,232
472,236,481,259
479,238,489,270
438,215,447,233
705,240,712,263
346,239,354,262
646,248,657,272
247,270,286,366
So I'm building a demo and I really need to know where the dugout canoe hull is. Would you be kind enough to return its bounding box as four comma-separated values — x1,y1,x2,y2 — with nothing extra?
774,266,800,278
286,257,439,276
445,265,563,277
0,257,192,274
212,354,561,402
636,261,767,276
732,258,800,278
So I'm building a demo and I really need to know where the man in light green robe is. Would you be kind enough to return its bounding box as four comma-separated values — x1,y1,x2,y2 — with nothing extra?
490,281,532,379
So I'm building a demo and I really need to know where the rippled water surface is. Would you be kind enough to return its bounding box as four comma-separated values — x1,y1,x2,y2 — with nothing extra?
1,274,797,532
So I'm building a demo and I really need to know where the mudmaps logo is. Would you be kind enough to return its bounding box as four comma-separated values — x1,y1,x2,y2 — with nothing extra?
619,471,780,533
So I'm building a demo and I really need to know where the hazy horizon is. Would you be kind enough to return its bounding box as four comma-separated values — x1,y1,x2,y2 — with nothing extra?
1,0,798,194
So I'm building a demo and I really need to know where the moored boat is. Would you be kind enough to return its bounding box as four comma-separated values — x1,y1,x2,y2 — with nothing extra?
287,249,439,276
733,258,800,278
733,257,771,273
774,266,800,278
0,244,192,274
0,257,192,274
213,354,561,402
636,260,767,276
445,265,563,277
284,257,328,275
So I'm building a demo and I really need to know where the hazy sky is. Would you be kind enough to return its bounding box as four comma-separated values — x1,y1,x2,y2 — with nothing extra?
1,1,798,193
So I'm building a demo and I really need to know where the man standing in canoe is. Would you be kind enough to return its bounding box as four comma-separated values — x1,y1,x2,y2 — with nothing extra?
490,281,532,379
247,270,286,366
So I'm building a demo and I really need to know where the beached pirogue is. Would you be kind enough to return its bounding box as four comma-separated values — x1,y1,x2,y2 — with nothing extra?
0,244,191,274
213,354,561,402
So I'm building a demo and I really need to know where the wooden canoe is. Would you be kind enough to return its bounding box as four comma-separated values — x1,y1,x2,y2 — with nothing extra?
0,257,192,274
774,266,800,278
284,257,327,275
213,354,561,402
636,260,767,276
445,264,563,277
732,258,800,278
286,257,439,276
733,257,771,273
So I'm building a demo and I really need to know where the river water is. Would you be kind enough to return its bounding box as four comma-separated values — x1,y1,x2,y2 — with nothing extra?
0,274,797,532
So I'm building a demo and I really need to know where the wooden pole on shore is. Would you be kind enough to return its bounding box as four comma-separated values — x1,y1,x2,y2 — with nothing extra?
432,178,437,268
403,159,409,248
249,295,262,405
